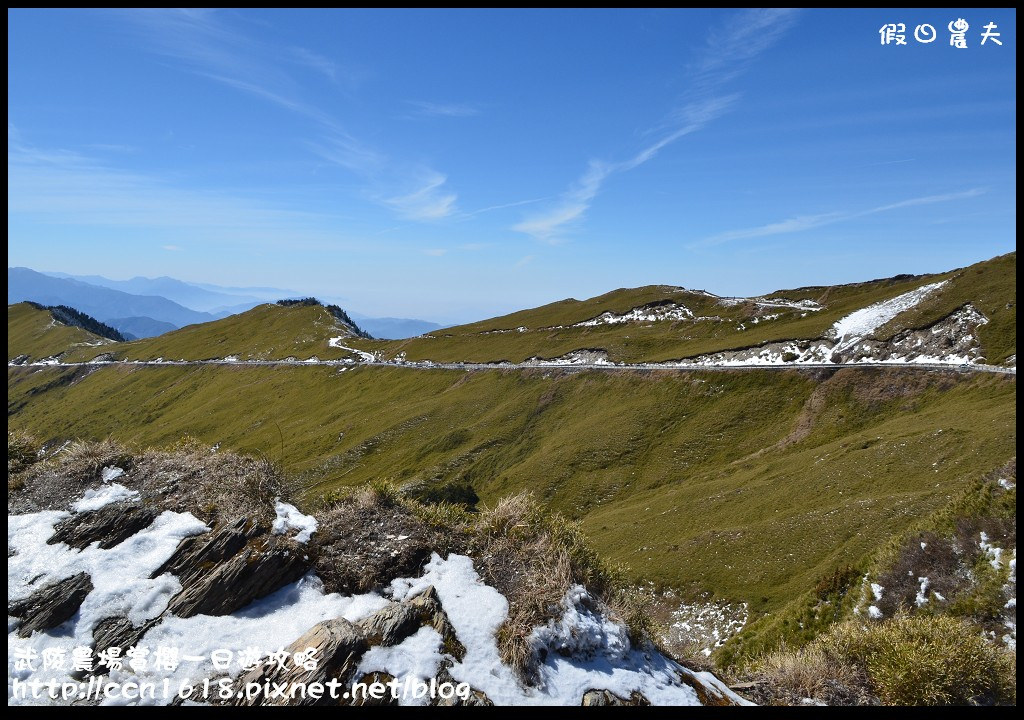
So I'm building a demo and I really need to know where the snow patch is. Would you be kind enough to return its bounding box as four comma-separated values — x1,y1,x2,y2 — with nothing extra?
271,500,319,543
71,483,140,513
390,553,744,705
101,466,125,483
831,281,947,351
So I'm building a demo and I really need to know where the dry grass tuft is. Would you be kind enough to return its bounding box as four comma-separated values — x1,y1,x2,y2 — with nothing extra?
749,613,1016,706
8,430,41,488
470,491,646,684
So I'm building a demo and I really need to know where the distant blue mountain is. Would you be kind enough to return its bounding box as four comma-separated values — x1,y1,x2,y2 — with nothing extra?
18,267,447,340
106,316,179,340
351,316,444,340
42,271,269,314
8,268,215,330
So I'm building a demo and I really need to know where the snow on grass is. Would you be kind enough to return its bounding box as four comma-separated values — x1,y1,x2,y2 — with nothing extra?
271,500,318,544
72,484,140,513
328,337,376,363
572,304,694,327
831,281,947,351
979,532,1004,570
870,583,884,602
101,467,125,483
664,598,747,657
915,577,930,607
867,606,883,620
528,350,614,366
390,553,739,706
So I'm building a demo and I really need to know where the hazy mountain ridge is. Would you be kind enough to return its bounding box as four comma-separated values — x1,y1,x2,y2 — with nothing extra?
27,269,444,340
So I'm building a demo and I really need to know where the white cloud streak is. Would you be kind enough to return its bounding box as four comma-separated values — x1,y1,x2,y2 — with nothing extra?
384,171,458,221
407,100,480,117
514,9,799,242
7,135,341,246
695,188,988,246
119,9,458,221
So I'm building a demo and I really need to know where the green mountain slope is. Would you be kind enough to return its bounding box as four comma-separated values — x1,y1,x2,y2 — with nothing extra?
7,302,115,362
8,363,1015,620
343,252,1014,366
41,252,1015,367
62,302,365,363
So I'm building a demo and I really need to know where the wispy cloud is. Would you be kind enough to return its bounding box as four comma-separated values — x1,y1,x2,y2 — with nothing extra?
514,9,798,242
695,188,988,247
288,46,338,81
8,134,342,246
423,248,447,257
383,171,458,221
161,244,183,251
119,9,458,222
407,100,480,117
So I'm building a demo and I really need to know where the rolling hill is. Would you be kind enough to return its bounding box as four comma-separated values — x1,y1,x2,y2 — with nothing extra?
7,252,1016,672
7,302,118,363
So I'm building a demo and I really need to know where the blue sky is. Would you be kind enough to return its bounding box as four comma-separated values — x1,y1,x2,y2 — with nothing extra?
7,8,1016,323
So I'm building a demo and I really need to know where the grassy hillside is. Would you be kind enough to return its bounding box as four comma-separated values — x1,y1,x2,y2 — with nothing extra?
8,363,1015,633
7,302,113,362
44,253,1016,367
62,303,363,363
873,252,1016,365
344,254,1014,365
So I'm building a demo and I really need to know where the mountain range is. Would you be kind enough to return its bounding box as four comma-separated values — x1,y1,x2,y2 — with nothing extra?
7,252,1016,705
8,267,444,340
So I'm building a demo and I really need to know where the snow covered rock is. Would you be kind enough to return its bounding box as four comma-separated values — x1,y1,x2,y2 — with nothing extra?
228,617,370,706
8,572,94,638
48,502,157,550
165,533,310,617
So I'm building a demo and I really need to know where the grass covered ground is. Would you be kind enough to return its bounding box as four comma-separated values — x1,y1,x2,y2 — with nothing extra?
7,303,113,363
24,252,1014,368
8,361,1016,657
60,303,363,363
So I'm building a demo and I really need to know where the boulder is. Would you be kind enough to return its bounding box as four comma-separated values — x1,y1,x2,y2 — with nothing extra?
229,618,369,706
49,502,156,550
9,572,93,637
166,534,310,617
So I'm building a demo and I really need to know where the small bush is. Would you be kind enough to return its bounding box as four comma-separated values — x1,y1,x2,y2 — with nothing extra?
8,431,40,479
750,642,876,706
822,614,1016,705
470,492,639,683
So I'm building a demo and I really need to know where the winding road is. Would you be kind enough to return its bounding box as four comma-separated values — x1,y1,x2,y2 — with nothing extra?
8,357,1017,375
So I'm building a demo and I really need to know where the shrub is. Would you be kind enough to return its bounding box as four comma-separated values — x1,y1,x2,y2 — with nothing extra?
8,430,40,479
822,614,1016,705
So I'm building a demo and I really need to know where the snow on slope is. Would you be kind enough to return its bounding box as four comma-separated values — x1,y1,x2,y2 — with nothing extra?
9,491,739,706
571,303,695,327
830,281,947,351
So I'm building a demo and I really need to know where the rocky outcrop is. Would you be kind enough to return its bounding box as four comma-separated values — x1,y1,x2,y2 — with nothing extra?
9,572,93,637
228,618,369,706
89,616,159,675
165,533,310,617
48,502,156,549
151,517,264,583
581,689,651,706
429,661,494,706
